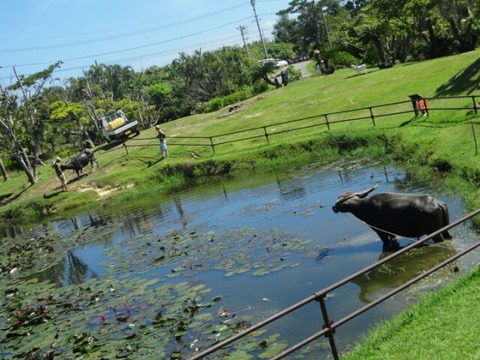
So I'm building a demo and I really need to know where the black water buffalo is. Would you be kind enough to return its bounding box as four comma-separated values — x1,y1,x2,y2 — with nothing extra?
61,149,99,178
332,184,452,250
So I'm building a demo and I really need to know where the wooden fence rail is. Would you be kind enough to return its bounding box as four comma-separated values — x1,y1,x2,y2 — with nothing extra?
122,94,479,155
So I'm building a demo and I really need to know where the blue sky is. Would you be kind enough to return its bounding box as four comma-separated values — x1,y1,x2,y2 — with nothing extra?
0,0,293,85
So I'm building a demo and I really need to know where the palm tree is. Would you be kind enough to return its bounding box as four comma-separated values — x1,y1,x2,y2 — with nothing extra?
250,62,280,87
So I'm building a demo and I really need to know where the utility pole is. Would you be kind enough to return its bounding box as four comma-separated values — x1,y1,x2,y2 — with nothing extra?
237,25,250,58
322,6,332,47
250,0,268,59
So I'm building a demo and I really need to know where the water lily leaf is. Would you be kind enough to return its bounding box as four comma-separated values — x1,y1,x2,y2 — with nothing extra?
252,268,270,276
258,341,288,358
225,350,254,360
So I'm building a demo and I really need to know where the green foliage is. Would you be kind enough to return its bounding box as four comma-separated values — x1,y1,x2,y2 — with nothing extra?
252,79,270,94
146,82,172,108
206,97,225,112
285,65,302,82
200,87,255,113
329,51,360,67
266,42,296,61
0,207,25,221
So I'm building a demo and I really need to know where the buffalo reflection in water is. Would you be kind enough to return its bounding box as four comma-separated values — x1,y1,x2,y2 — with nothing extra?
351,242,456,304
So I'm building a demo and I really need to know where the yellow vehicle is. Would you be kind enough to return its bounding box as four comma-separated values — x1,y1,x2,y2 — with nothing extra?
100,110,140,142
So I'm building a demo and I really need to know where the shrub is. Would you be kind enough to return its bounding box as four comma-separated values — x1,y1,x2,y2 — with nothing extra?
207,97,225,112
200,86,257,113
330,51,361,67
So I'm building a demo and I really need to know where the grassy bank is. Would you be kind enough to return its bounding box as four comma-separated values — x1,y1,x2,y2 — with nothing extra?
343,265,480,359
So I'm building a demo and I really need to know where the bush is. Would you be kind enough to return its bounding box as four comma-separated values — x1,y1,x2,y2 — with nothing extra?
286,65,302,81
252,80,269,94
199,86,257,113
330,51,362,67
207,97,225,112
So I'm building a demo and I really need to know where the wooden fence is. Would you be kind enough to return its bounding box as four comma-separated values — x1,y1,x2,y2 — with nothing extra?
121,94,479,155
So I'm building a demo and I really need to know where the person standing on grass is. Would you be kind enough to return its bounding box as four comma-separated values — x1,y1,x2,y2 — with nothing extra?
155,125,168,159
52,157,68,191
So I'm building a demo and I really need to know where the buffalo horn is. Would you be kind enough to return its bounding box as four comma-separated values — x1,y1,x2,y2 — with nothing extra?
354,184,378,198
334,184,378,207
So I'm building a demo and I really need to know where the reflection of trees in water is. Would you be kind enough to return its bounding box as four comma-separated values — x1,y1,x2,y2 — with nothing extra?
174,196,187,228
120,208,156,236
337,165,391,185
276,175,306,201
351,242,457,303
70,216,81,230
70,213,114,231
87,213,113,227
26,260,65,288
66,250,98,285
0,224,27,240
25,250,98,287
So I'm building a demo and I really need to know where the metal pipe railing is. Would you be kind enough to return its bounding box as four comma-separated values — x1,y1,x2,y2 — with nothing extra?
188,208,480,359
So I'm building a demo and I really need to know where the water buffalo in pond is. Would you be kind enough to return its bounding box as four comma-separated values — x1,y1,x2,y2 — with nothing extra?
61,149,99,178
332,184,452,251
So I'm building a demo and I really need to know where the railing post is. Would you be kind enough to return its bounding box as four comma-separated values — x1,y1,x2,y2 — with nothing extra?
123,143,129,154
263,126,270,144
369,107,376,126
472,96,478,115
317,294,339,360
209,137,216,154
324,114,330,130
472,123,478,154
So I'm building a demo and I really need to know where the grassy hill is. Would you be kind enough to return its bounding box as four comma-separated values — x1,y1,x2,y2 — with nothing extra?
1,49,479,221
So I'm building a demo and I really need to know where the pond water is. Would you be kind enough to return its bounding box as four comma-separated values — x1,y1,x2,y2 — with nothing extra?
3,159,480,359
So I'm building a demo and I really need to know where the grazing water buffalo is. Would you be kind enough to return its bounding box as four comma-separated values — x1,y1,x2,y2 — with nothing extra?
61,149,99,178
332,184,452,250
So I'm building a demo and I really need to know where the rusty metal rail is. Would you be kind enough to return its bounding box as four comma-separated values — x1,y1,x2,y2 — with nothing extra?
188,208,480,359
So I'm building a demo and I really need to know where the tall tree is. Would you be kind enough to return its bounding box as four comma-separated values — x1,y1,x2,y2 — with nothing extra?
278,0,324,54
0,62,62,184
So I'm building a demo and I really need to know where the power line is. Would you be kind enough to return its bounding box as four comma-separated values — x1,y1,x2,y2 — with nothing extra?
1,16,255,69
0,3,280,82
0,26,274,82
0,4,248,54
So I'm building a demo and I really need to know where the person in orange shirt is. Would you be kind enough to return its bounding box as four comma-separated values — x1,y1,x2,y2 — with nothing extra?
418,98,429,116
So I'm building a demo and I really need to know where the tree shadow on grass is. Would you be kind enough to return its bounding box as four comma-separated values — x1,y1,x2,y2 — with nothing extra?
140,156,164,168
43,190,65,199
434,57,480,97
0,187,29,206
399,116,420,127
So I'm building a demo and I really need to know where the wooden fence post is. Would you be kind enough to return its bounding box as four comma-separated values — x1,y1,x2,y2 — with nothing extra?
263,126,270,144
324,114,330,130
209,137,216,154
369,107,376,126
472,96,478,115
472,122,478,154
